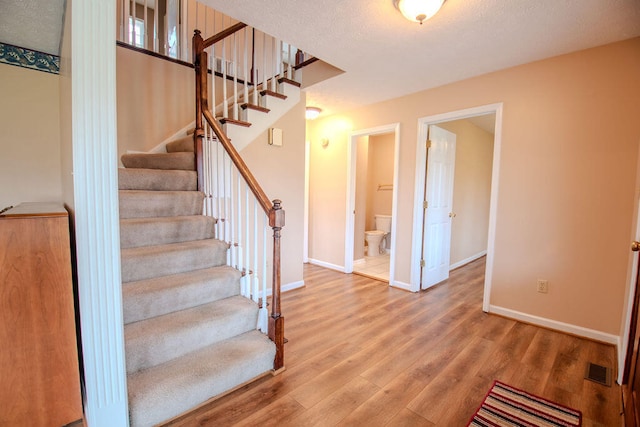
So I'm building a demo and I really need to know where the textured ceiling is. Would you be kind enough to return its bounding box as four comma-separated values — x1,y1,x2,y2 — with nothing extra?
0,0,66,55
204,0,640,116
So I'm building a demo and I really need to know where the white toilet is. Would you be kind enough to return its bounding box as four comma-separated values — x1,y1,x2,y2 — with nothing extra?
365,214,392,257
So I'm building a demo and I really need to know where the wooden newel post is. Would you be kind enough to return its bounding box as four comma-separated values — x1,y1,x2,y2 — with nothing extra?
269,199,285,371
193,30,204,191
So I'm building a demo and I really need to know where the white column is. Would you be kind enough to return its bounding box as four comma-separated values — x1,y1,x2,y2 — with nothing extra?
70,0,129,425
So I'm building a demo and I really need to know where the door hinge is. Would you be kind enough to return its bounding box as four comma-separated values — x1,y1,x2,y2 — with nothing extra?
423,201,428,209
420,259,425,268
426,140,432,149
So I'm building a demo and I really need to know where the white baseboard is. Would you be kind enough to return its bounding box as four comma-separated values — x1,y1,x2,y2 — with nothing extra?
264,280,305,296
450,250,487,271
307,258,346,273
283,280,305,293
390,280,415,292
489,305,618,345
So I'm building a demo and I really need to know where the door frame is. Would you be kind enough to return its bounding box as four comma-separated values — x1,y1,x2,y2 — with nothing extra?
410,103,503,309
344,123,400,286
619,196,640,384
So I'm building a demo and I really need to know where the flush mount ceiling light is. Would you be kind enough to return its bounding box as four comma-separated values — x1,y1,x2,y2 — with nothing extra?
393,0,446,24
305,106,322,120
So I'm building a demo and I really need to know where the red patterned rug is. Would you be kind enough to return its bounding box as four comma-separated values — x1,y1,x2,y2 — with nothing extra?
468,381,582,426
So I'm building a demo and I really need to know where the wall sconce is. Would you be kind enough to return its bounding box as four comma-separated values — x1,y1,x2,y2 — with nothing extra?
321,138,329,148
393,0,445,24
305,106,322,120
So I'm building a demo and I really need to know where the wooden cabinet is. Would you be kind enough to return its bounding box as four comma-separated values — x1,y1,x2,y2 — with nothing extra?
0,203,82,427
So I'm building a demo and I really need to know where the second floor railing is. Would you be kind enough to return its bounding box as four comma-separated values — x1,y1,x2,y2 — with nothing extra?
117,0,312,125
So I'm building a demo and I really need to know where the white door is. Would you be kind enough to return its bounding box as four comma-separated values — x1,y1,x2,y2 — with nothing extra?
421,125,456,289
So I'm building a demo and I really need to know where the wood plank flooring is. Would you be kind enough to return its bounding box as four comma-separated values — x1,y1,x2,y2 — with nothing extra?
165,258,622,426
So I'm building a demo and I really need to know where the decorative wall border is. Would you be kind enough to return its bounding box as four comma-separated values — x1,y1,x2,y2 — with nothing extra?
0,42,60,74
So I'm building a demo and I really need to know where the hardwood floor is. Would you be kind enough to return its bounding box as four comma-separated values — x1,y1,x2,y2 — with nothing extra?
166,258,622,426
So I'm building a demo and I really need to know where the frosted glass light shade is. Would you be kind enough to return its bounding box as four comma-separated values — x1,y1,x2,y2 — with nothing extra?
394,0,445,24
305,107,322,120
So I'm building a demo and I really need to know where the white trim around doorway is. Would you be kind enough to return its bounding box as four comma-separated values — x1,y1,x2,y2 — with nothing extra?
345,123,401,287
410,103,503,310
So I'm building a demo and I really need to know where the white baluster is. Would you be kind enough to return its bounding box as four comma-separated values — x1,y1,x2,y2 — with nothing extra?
143,0,148,49
258,222,268,333
244,27,249,113
209,48,215,115
236,172,243,293
223,152,230,266
233,31,238,121
180,0,188,61
253,202,259,303
278,39,283,79
153,0,158,52
121,0,129,42
217,143,224,240
287,43,292,80
222,38,228,119
229,165,235,268
204,127,212,217
130,0,136,46
262,32,267,93
253,30,258,106
245,183,250,296
271,36,277,92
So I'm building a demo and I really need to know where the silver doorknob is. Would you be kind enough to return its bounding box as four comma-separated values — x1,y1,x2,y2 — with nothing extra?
633,241,640,252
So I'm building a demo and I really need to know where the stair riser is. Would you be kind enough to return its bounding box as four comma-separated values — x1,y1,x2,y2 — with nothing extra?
120,216,217,249
165,136,195,153
121,152,195,171
125,298,259,373
119,191,204,219
122,267,241,324
118,168,197,191
121,240,228,283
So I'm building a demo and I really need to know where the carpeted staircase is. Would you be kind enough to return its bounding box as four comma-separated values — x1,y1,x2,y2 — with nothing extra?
118,136,276,426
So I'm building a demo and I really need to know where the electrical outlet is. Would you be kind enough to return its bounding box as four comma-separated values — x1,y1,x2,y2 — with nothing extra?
537,279,549,293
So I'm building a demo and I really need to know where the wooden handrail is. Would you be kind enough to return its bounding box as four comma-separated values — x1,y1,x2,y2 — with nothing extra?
202,22,247,50
193,27,285,372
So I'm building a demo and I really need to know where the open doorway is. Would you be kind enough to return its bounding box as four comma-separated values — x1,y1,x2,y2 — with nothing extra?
345,124,400,285
410,104,503,310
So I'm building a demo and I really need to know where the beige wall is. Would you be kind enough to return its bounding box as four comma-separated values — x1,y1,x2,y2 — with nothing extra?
240,97,306,287
116,45,194,156
308,117,352,267
437,119,493,266
307,38,640,335
0,64,62,209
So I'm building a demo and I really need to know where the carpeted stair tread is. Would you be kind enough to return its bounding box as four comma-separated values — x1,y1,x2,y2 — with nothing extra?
166,136,195,153
118,168,196,191
121,152,195,171
122,266,241,324
125,296,259,373
121,239,229,283
128,330,275,427
120,216,217,249
119,190,204,219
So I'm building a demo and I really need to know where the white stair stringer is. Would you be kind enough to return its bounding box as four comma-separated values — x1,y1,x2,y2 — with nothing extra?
225,82,300,152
